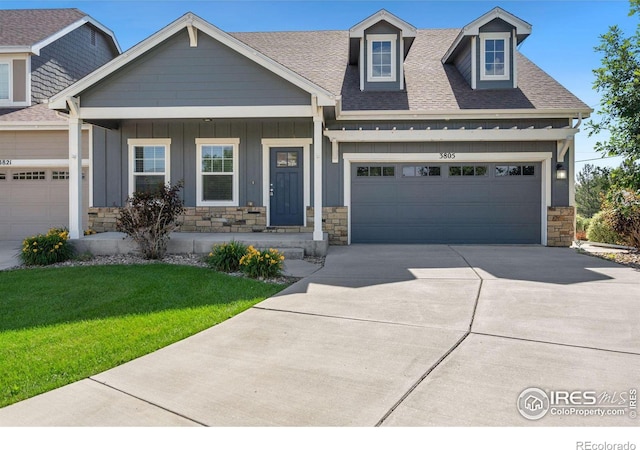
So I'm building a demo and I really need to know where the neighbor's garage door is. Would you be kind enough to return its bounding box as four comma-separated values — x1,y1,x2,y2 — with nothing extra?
351,162,541,244
0,169,88,240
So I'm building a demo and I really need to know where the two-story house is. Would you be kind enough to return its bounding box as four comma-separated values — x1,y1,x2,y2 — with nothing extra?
50,7,590,247
0,8,119,240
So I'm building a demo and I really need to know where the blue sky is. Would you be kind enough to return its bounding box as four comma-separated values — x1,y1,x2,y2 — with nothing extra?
5,0,638,175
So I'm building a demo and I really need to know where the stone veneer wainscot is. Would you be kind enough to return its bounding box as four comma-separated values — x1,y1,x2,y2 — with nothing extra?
547,206,575,247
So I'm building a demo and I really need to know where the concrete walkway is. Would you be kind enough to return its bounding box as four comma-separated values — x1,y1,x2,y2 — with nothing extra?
1,245,638,426
0,241,20,270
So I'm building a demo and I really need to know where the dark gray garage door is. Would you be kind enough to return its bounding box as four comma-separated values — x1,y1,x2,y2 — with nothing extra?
351,162,541,244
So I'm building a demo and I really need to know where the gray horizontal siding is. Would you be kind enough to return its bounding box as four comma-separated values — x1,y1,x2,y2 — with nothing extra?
81,29,310,108
453,40,472,86
93,119,313,208
324,140,568,208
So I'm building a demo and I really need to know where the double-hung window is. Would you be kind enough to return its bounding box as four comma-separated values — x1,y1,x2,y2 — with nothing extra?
480,32,511,81
0,61,11,102
367,34,397,82
196,138,239,206
128,138,171,195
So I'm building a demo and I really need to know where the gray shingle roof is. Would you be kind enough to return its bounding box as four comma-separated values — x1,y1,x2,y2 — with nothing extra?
232,28,589,113
0,103,65,122
0,8,86,47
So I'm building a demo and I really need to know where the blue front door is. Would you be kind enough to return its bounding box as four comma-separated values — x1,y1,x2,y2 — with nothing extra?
270,147,303,226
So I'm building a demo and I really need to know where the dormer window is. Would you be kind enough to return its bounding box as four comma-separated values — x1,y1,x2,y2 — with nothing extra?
368,35,397,82
480,32,510,81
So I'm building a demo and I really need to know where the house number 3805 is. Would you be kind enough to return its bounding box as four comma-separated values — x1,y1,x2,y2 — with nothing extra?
439,152,456,159
0,159,11,166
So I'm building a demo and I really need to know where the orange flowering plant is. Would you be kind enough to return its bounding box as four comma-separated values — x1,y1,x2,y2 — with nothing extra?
20,227,74,266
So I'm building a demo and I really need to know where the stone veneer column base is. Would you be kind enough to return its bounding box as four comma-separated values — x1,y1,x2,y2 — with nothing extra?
87,206,349,245
547,206,575,247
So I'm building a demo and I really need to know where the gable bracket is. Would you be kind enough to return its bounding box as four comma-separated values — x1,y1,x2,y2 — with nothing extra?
187,22,198,47
557,135,573,162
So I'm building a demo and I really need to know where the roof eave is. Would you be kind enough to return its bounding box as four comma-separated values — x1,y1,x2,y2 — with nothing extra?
336,108,593,121
349,9,417,38
29,16,121,56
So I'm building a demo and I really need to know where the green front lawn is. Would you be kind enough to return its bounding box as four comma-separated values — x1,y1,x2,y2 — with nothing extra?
0,264,286,408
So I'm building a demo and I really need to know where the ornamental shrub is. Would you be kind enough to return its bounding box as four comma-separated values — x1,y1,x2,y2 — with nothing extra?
575,215,591,241
20,228,74,266
116,181,184,260
604,189,640,249
206,240,248,272
239,246,285,279
586,210,624,245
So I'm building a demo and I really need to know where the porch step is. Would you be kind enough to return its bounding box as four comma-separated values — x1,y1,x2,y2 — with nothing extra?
275,248,304,260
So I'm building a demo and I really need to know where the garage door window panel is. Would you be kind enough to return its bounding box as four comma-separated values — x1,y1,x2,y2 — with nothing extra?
13,171,46,180
449,165,488,177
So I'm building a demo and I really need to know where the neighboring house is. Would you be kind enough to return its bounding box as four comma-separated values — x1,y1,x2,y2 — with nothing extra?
0,8,120,240
49,8,590,246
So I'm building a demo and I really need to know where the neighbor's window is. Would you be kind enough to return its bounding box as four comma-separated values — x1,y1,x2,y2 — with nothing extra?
0,62,9,101
128,139,171,195
480,33,510,81
367,34,397,82
196,138,239,206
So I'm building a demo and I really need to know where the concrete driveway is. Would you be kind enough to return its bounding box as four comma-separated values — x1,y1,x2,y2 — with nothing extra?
1,245,638,426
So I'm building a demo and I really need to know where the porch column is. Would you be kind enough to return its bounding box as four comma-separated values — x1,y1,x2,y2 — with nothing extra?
68,112,83,239
313,115,323,241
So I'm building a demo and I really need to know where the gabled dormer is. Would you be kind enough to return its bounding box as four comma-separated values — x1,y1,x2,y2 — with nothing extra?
349,10,416,92
442,7,531,90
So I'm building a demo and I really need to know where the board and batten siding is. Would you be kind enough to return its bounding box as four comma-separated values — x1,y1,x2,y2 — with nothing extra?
91,119,313,208
80,29,311,108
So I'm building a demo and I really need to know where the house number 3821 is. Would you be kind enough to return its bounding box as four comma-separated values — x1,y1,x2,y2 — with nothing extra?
439,152,456,159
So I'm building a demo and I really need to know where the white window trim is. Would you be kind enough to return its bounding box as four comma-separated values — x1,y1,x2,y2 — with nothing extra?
195,138,240,207
366,34,397,83
0,57,30,107
127,138,171,196
0,59,12,104
479,32,511,81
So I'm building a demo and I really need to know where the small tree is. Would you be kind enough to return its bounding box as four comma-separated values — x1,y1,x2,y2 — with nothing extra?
575,164,611,217
116,181,184,259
